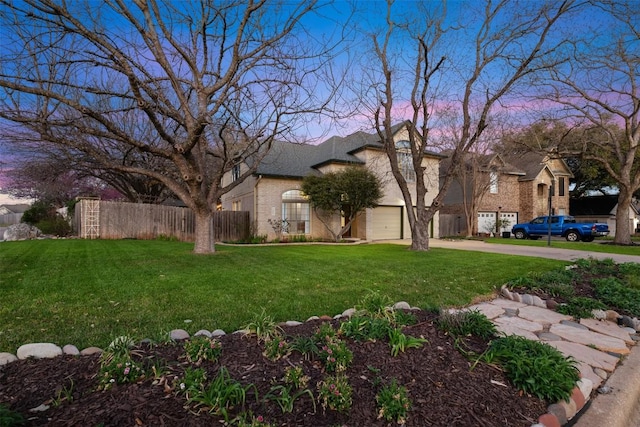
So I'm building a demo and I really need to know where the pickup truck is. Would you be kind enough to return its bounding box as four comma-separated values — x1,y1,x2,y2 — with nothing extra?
511,215,610,242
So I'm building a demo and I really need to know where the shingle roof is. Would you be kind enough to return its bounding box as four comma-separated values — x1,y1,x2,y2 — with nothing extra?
254,123,443,178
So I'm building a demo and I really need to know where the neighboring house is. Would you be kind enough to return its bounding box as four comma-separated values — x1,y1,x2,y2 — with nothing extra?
570,195,639,237
439,152,573,236
0,203,30,225
221,122,444,241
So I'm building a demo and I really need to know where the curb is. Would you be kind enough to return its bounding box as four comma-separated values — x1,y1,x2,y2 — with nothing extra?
571,346,640,427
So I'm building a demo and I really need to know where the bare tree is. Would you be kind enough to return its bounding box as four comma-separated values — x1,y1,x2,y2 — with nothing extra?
538,1,639,244
357,0,576,250
0,0,345,253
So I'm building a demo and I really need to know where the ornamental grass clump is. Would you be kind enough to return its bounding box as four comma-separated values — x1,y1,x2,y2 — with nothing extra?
483,336,580,402
436,309,497,340
183,336,222,365
98,335,146,391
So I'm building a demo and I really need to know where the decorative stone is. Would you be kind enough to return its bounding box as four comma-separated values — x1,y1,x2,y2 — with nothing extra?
306,316,320,322
591,309,607,320
558,397,577,419
605,310,621,322
80,347,103,356
518,306,572,325
538,332,562,341
571,387,586,410
3,223,41,241
28,404,50,413
576,362,603,389
285,320,303,327
538,413,561,427
546,403,568,425
232,329,249,335
0,353,17,365
546,299,558,310
547,341,620,372
520,294,534,305
503,307,519,317
17,343,62,360
62,344,80,356
494,316,543,332
577,378,593,402
620,316,636,329
593,367,608,380
170,329,190,341
491,299,526,309
319,315,333,321
194,330,212,338
550,324,629,355
532,295,547,308
465,303,504,319
341,308,356,318
211,329,226,337
500,286,513,300
580,318,635,344
512,292,522,303
333,314,342,319
393,301,411,310
560,320,589,330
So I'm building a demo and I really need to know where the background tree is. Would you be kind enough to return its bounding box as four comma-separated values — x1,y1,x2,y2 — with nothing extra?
536,0,639,244
301,167,382,242
356,0,576,250
0,0,345,253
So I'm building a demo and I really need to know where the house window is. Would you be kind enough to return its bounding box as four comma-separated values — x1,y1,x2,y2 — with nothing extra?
558,177,565,196
232,201,241,211
231,165,240,182
489,171,498,194
282,190,310,234
396,140,416,183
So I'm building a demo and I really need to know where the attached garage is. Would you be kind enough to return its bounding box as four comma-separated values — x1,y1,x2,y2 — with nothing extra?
372,206,404,240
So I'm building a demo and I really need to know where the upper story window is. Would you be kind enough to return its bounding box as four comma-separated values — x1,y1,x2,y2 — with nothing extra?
231,165,241,182
395,140,416,183
489,171,498,194
558,177,565,196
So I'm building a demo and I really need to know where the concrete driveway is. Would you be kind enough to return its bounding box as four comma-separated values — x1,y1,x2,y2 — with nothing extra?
383,238,640,264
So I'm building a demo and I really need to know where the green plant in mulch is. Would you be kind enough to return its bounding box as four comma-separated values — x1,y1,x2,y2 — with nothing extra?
317,374,353,413
357,289,396,321
0,403,25,427
376,378,411,424
556,297,607,319
483,336,580,402
97,335,147,391
243,309,283,343
436,309,498,340
594,277,640,317
183,336,223,365
317,337,353,373
387,328,428,357
262,335,290,361
231,412,276,427
339,316,394,342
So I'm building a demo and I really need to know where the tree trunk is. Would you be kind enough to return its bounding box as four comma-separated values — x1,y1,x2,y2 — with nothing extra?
613,190,633,245
410,219,431,250
193,210,215,254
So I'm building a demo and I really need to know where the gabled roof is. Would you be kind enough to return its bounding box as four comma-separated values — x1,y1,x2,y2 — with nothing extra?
505,152,573,182
0,203,30,214
254,122,443,179
570,195,639,216
438,151,526,176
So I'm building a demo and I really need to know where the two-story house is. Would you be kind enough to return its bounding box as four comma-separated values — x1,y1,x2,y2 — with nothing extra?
221,122,443,241
439,151,573,237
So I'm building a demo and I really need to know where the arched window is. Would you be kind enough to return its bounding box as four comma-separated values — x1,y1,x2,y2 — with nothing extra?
395,140,416,182
282,190,310,234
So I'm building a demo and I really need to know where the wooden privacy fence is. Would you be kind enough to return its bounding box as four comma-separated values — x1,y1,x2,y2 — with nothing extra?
74,199,250,242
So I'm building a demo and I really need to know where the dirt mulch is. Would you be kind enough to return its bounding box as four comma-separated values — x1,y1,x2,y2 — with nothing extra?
0,311,548,426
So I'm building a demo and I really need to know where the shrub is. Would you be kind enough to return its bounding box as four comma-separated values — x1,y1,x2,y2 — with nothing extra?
594,277,640,317
317,374,352,413
436,309,497,340
484,336,579,402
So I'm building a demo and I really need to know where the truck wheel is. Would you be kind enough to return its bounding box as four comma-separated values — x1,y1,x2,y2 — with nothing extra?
514,230,527,240
566,231,580,242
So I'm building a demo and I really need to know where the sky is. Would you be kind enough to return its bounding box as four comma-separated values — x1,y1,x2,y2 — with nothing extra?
0,0,627,195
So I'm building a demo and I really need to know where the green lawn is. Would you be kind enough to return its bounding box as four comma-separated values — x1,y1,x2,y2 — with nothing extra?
0,240,565,353
485,237,640,256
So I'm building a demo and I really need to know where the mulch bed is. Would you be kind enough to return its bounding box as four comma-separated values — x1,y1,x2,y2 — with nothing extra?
0,311,548,426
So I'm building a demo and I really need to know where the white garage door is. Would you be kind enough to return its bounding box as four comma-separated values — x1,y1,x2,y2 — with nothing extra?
477,212,497,234
372,206,403,240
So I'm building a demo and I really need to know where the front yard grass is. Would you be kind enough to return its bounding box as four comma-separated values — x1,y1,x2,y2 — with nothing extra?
0,240,565,353
485,237,640,255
